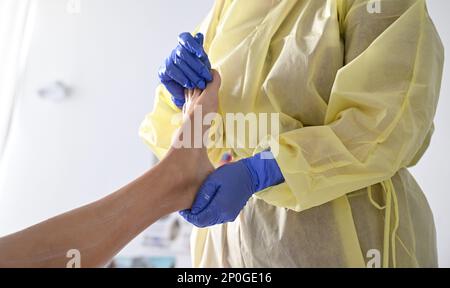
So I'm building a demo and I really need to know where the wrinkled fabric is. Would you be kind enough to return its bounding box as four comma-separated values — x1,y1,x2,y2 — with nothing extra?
140,0,444,267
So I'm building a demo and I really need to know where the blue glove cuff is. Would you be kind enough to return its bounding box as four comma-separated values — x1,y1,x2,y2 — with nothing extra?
240,151,285,193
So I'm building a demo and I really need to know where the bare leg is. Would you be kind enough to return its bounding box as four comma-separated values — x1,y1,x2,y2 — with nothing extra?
0,71,221,268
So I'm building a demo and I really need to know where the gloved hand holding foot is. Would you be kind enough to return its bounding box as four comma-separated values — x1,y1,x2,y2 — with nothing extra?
180,152,285,228
158,32,212,108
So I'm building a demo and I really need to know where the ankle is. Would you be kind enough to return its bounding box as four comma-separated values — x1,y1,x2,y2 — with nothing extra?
162,148,213,210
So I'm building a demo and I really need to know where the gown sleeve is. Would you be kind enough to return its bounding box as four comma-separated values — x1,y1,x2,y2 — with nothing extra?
139,85,182,160
262,0,444,211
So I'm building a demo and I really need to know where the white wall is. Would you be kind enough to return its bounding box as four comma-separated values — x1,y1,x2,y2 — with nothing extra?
411,0,450,267
0,0,211,265
0,0,449,267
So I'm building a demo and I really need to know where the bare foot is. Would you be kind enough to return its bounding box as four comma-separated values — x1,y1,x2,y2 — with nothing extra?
182,74,219,121
164,70,221,210
183,88,202,116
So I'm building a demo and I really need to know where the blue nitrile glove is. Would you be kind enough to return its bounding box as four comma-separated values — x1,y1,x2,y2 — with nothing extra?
180,152,285,228
158,32,212,108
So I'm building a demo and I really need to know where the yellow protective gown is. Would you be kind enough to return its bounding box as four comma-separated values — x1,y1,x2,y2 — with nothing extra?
140,0,444,267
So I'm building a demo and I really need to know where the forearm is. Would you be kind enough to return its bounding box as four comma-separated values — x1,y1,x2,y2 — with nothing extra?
0,151,191,268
